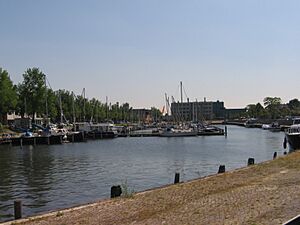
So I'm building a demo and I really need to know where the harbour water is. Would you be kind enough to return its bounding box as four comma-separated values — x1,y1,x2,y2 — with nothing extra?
0,125,285,222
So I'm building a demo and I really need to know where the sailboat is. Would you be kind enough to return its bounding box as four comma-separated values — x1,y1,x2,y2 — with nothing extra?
160,82,197,137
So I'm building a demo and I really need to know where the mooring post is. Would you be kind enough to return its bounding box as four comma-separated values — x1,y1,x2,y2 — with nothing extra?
218,165,225,173
225,126,227,137
47,136,50,145
60,135,63,144
273,152,277,159
72,133,75,142
111,185,122,198
14,200,22,220
20,138,23,149
248,158,255,166
174,173,180,184
33,137,36,147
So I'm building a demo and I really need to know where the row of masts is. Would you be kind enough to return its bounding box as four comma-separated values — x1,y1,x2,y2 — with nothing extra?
42,76,111,125
165,81,206,122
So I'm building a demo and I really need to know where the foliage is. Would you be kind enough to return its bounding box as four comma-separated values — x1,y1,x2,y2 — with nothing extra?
121,180,135,198
18,68,47,121
263,97,282,108
263,97,282,119
246,103,267,119
0,68,18,124
288,99,300,116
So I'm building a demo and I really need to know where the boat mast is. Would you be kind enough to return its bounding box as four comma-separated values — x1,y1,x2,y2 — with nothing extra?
59,91,63,124
165,93,169,116
180,81,183,104
72,92,75,124
180,81,183,122
106,96,108,121
83,88,86,122
45,75,48,123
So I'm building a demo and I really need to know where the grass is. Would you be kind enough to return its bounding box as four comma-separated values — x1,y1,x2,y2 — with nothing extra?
121,180,135,198
56,211,64,217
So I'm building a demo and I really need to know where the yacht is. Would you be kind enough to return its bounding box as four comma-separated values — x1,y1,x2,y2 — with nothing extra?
284,118,300,150
160,127,198,137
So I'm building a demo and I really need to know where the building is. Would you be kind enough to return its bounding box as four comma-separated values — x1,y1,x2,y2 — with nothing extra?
171,100,225,121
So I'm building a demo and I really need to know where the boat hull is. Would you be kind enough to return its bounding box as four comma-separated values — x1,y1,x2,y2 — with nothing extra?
87,131,117,139
160,131,198,137
286,133,300,151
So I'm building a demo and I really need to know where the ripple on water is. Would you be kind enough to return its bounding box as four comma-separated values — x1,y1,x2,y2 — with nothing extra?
0,126,285,222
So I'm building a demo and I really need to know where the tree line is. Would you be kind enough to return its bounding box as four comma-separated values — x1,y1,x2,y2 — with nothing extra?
246,97,300,119
0,67,162,125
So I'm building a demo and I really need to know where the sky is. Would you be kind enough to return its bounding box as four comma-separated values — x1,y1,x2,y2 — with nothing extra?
1,0,300,109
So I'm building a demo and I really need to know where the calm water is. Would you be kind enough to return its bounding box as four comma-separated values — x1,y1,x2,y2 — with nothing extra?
0,125,285,221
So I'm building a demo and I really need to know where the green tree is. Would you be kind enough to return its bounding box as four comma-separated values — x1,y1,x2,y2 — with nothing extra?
19,68,47,122
263,97,282,119
151,107,162,122
288,98,300,116
0,68,18,124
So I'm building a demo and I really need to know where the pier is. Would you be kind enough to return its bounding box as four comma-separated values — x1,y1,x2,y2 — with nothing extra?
3,151,300,225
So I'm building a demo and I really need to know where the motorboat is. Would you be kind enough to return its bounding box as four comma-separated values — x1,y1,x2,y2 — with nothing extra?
284,118,300,151
160,127,198,137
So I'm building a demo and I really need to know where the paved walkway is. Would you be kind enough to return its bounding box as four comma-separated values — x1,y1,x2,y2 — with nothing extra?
3,151,300,225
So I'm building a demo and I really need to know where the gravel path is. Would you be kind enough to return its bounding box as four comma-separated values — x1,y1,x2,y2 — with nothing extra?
3,151,300,225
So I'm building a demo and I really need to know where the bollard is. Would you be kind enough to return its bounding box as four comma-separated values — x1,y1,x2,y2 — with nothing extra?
284,151,287,155
248,158,255,166
33,137,36,146
72,133,75,142
273,152,277,159
218,165,225,173
20,138,23,149
111,185,122,198
174,173,180,184
283,137,287,149
14,200,22,219
225,126,227,137
47,136,50,145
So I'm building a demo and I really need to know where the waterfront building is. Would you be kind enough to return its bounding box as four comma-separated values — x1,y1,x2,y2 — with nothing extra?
171,100,225,121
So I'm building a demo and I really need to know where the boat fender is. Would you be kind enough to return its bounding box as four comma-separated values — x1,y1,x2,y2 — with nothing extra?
283,137,287,149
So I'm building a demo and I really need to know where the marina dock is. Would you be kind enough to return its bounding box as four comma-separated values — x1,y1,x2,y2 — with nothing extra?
3,151,300,225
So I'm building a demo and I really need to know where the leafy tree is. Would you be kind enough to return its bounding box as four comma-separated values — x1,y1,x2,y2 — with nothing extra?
288,99,300,115
0,68,18,124
263,97,281,108
151,107,162,122
263,97,282,119
19,68,47,122
246,104,257,118
288,98,300,109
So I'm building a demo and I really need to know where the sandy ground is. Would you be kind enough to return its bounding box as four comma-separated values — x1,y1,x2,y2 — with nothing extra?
3,151,300,225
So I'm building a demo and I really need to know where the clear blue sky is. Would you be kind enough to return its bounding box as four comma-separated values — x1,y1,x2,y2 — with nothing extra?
1,0,300,109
